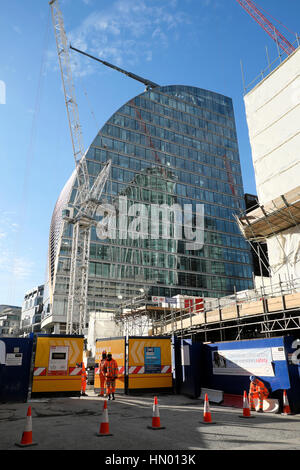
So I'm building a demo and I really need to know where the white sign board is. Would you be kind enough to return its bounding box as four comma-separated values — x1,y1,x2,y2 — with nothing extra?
6,353,23,366
271,347,286,361
212,348,275,377
48,346,69,376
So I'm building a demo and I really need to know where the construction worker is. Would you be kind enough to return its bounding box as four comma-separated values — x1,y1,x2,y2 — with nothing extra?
103,352,118,400
98,351,107,397
80,362,88,397
248,376,269,412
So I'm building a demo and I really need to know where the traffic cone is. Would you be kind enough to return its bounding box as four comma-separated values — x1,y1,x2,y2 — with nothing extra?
202,393,216,424
282,390,292,415
15,406,37,447
147,396,165,430
96,400,113,436
239,391,255,419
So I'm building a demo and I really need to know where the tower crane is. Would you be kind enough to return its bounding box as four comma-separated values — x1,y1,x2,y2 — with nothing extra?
49,0,111,335
236,0,296,56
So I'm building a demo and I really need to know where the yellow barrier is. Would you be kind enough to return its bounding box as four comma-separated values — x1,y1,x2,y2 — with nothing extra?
128,337,172,390
32,335,84,396
94,338,126,392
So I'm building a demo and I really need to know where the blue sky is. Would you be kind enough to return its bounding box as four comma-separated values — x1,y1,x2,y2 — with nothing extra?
0,0,299,306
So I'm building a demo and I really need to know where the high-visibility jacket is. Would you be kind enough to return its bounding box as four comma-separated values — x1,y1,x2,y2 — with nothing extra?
99,358,106,376
249,379,269,397
103,358,118,379
81,363,87,381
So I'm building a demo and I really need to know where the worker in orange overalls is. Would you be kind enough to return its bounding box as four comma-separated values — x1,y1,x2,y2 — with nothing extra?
249,376,269,412
80,362,88,397
103,352,118,400
97,351,107,397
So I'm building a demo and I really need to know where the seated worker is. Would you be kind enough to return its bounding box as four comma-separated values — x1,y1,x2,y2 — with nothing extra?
249,376,269,412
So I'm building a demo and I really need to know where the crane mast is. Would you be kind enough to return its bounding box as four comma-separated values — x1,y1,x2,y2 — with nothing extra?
50,0,111,335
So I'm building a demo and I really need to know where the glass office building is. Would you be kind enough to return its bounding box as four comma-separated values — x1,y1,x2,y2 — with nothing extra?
42,85,253,332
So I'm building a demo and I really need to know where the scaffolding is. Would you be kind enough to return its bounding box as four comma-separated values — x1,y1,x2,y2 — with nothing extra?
149,276,300,342
235,186,300,242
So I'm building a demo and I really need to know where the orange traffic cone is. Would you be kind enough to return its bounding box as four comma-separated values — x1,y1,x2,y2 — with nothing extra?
239,391,255,419
96,400,113,436
202,393,216,424
282,390,293,415
15,406,37,447
147,396,165,430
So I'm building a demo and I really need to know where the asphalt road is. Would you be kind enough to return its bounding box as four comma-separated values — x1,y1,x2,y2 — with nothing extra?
1,390,300,451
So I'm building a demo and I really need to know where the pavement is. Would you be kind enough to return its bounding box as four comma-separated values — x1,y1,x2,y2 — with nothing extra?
1,389,300,451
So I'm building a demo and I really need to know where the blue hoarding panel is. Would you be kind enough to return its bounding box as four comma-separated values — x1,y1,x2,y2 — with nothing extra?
202,336,300,412
0,337,33,403
179,339,203,398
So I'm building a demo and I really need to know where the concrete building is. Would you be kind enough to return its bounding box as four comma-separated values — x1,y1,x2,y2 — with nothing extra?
0,305,22,337
21,285,44,334
237,46,300,284
42,85,254,334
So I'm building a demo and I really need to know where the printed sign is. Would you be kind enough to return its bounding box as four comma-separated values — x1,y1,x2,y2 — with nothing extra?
152,296,165,304
48,346,69,376
212,348,275,377
144,347,161,373
5,353,23,366
271,347,286,361
165,298,177,304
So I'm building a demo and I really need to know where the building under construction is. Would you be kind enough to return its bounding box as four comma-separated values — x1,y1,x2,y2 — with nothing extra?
42,0,300,344
116,9,300,343
42,83,254,335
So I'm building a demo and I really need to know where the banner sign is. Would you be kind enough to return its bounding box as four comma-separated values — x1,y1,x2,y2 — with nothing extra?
212,347,275,377
152,296,165,304
165,298,177,304
144,347,161,374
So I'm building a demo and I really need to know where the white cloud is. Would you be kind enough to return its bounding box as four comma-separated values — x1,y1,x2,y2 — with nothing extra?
12,257,34,280
0,211,34,280
62,0,191,77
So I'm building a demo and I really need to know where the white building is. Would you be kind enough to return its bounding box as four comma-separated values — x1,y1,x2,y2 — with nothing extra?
237,45,300,283
21,285,44,334
0,305,22,337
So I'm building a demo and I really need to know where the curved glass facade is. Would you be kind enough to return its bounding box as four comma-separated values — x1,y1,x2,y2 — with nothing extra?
43,85,253,326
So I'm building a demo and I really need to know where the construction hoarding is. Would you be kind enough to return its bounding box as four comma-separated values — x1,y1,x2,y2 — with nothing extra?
94,336,172,393
0,337,33,402
94,337,126,392
128,336,172,391
31,334,84,397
